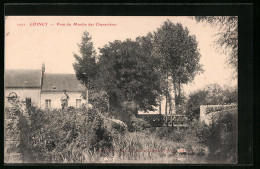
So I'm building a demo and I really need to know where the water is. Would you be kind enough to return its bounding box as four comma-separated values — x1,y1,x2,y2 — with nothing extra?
98,155,208,164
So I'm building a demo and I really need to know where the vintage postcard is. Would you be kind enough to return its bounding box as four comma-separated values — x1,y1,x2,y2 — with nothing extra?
4,16,238,164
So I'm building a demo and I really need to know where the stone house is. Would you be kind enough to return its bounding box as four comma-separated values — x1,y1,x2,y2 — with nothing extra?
5,64,86,109
41,74,86,109
5,69,43,107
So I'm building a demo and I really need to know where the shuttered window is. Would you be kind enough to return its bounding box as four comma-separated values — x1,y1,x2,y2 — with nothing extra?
45,99,51,108
25,98,31,108
76,99,81,108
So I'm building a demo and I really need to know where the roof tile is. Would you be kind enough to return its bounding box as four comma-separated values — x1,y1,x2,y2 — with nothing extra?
42,74,85,92
5,69,42,88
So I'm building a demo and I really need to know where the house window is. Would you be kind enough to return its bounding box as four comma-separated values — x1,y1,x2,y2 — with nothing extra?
45,99,51,108
25,98,31,108
76,99,81,108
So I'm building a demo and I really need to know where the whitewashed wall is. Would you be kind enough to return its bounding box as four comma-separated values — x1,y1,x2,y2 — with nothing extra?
40,92,86,109
5,88,41,107
200,105,213,125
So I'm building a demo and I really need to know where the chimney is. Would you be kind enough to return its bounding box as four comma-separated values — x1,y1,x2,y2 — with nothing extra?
42,62,45,73
41,62,45,90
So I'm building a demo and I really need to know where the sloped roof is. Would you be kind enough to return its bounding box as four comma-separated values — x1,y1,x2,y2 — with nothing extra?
5,69,42,88
42,74,85,92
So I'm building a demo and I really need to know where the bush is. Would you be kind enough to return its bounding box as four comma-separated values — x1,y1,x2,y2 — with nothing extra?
137,114,164,127
88,90,109,113
198,109,238,163
27,108,120,162
5,101,33,162
129,115,151,132
155,127,184,142
186,90,208,120
105,118,127,136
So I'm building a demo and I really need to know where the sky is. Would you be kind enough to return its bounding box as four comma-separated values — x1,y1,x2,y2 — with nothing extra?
5,16,237,94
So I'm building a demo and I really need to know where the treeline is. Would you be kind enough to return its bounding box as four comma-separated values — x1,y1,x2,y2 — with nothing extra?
73,19,203,122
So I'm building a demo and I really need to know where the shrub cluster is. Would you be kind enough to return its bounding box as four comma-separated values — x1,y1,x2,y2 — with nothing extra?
27,107,127,163
5,100,31,162
5,107,22,161
5,100,237,163
129,115,151,132
197,109,238,163
154,126,206,156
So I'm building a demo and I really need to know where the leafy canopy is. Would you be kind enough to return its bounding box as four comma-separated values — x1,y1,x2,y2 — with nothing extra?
153,20,203,84
73,32,98,88
98,38,161,112
193,16,238,75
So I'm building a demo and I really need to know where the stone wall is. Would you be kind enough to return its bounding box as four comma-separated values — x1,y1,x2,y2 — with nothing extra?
200,104,237,125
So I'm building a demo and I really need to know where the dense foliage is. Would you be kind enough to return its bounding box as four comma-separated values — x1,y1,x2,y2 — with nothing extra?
73,31,98,89
98,39,162,113
5,100,31,162
5,100,237,163
73,20,202,121
153,20,203,108
186,84,238,120
27,107,127,162
197,109,238,163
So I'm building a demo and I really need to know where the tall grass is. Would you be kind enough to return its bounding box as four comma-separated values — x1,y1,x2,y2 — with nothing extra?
26,107,208,163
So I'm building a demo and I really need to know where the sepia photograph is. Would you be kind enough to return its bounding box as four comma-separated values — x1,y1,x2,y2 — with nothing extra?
4,16,238,164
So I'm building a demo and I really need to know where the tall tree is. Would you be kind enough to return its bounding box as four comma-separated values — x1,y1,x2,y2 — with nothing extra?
193,16,238,76
97,38,161,120
136,33,164,112
153,20,203,118
73,31,98,111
